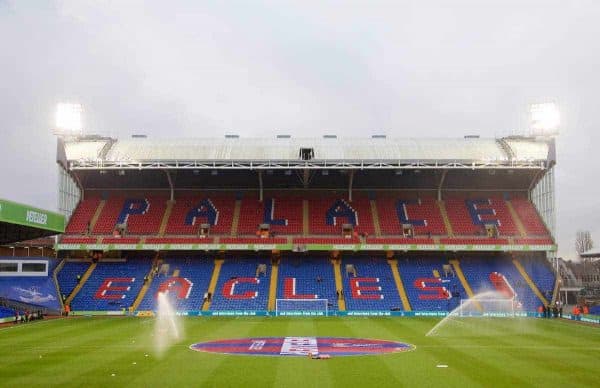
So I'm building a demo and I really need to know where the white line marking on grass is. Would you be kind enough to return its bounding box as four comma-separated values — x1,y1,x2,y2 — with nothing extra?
0,318,68,332
436,365,448,368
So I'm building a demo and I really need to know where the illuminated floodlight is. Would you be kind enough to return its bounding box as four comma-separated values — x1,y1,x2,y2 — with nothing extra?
55,103,83,133
529,102,559,135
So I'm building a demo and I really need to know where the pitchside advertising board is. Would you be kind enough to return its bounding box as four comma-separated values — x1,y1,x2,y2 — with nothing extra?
0,199,65,232
55,242,558,251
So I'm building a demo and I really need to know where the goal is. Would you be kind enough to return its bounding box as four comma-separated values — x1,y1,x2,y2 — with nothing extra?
275,299,329,316
458,298,516,317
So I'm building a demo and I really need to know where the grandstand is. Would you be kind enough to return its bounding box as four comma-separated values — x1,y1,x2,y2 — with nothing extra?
0,200,65,321
41,134,568,316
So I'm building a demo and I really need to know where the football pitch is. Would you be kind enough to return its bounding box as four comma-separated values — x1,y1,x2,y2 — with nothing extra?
0,316,598,387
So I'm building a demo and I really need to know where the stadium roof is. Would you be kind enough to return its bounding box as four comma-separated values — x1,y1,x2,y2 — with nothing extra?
0,199,65,244
59,135,555,171
580,248,600,258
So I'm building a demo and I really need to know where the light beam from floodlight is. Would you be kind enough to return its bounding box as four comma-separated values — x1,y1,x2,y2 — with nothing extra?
55,103,83,133
529,102,560,135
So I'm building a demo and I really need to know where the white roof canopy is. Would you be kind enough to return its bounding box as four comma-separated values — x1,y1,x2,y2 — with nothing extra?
61,136,553,170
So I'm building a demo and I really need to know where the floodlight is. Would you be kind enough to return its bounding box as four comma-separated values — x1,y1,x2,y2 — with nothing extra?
529,102,559,134
55,103,83,133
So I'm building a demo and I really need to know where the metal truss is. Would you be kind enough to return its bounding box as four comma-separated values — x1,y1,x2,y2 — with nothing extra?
68,159,549,171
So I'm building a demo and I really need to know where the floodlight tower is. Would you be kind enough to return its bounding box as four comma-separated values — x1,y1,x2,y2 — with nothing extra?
527,102,560,264
54,102,83,137
54,102,84,222
529,102,560,137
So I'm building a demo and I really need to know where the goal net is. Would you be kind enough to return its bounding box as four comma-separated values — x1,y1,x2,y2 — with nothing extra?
457,298,516,317
275,299,329,316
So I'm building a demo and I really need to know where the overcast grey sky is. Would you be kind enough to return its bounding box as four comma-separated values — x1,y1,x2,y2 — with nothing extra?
1,0,598,258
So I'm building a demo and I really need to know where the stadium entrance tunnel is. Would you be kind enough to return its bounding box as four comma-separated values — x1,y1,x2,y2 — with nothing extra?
189,337,415,357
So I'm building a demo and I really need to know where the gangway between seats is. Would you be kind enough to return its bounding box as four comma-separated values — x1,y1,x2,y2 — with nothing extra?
332,258,346,311
202,259,224,310
512,259,549,306
131,253,161,312
65,261,97,306
388,259,411,311
449,259,481,310
267,260,279,311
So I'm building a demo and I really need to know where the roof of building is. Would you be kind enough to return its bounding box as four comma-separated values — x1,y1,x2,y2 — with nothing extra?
580,248,600,258
60,135,553,170
0,199,65,244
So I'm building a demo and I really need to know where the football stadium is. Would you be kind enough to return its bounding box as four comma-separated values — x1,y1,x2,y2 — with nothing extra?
1,132,599,387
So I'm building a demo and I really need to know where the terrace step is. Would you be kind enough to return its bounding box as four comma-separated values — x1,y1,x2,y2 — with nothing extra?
505,201,528,238
449,259,481,310
437,200,454,237
131,254,160,312
267,261,279,311
388,259,411,311
302,200,309,236
230,200,241,236
370,200,382,237
512,259,549,306
203,259,224,311
158,200,175,236
89,200,105,233
332,259,346,311
65,261,97,306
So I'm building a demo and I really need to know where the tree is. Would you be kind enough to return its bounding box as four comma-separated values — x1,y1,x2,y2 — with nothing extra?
575,230,593,256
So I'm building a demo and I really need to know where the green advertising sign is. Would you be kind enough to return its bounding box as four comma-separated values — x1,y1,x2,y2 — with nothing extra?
0,199,65,233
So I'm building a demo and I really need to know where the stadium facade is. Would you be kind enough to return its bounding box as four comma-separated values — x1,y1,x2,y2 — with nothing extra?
55,135,556,253
26,134,567,317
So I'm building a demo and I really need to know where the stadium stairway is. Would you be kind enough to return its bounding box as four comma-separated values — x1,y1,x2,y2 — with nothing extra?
58,261,92,298
342,257,403,311
89,200,106,233
448,259,481,310
505,200,528,238
551,276,560,305
399,258,466,311
460,256,553,311
267,260,279,311
230,200,242,236
137,256,214,312
302,200,309,235
369,199,382,237
209,257,270,311
202,259,223,311
64,261,97,306
70,259,151,311
332,259,346,311
131,253,161,312
388,259,411,311
437,200,454,236
158,200,175,236
512,259,549,306
511,198,550,236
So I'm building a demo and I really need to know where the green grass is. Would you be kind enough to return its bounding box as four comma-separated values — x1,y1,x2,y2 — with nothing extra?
0,316,598,387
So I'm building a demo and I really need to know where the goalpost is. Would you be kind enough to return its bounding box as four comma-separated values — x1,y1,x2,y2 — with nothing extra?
275,299,329,316
457,298,516,317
